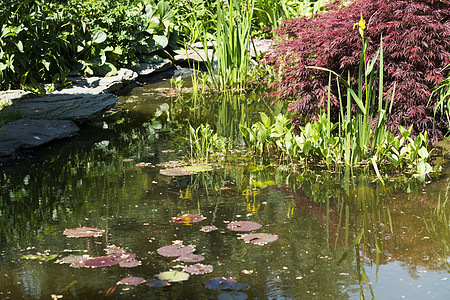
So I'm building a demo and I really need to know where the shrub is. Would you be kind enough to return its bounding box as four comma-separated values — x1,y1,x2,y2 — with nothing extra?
263,0,450,142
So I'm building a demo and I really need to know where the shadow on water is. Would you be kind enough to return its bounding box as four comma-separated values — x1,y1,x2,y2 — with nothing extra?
0,84,448,299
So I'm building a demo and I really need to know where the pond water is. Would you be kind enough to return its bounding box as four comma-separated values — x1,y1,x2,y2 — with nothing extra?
0,79,449,299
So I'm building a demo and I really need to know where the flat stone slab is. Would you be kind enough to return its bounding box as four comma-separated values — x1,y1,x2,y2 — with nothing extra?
63,68,138,94
0,118,80,157
132,59,172,76
2,92,118,122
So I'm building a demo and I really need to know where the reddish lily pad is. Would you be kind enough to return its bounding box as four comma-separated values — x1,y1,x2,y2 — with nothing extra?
122,158,134,162
200,226,218,232
241,233,278,245
157,271,190,282
227,221,261,232
63,227,103,238
117,276,145,286
172,214,206,224
146,279,171,287
119,259,141,268
81,255,121,268
104,246,126,256
176,254,205,263
184,263,214,275
157,244,195,257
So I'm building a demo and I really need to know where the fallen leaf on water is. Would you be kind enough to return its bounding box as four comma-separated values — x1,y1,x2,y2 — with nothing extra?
157,244,196,257
240,233,278,245
200,226,218,232
122,158,134,162
227,221,262,232
184,263,214,275
117,276,145,286
135,162,151,167
241,270,253,275
157,271,189,282
63,227,103,238
172,214,206,224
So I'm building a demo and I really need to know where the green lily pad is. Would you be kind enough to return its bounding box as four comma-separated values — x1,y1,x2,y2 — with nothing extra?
184,165,213,172
157,271,190,282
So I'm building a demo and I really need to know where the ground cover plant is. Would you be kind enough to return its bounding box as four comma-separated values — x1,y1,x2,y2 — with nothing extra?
0,0,176,91
263,0,450,142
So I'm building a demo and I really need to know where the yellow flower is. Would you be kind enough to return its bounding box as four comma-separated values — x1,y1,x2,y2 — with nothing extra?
353,13,366,31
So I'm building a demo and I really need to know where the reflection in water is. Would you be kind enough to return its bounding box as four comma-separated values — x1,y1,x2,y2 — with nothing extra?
0,89,448,299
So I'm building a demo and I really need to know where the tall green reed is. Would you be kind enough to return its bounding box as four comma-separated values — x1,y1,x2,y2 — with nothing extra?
200,0,254,91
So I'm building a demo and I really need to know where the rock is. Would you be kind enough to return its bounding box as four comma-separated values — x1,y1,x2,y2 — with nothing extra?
173,48,217,65
0,118,80,157
1,92,118,123
63,68,138,94
132,59,173,76
0,90,35,110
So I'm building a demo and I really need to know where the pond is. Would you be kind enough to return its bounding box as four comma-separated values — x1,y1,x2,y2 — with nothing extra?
0,79,448,299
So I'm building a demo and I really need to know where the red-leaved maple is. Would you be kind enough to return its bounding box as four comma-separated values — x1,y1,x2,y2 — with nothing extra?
263,0,450,141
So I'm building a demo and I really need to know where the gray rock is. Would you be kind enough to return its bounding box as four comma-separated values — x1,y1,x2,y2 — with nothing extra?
173,48,217,65
1,92,118,122
63,68,138,94
132,59,173,76
0,118,79,157
0,90,35,109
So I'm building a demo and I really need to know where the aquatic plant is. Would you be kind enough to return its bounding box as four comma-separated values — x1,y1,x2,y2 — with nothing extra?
263,0,450,141
188,123,229,162
200,0,255,91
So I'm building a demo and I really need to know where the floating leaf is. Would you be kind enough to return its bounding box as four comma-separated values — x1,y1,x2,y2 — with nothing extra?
22,254,58,262
117,276,145,286
183,263,214,275
176,254,205,263
104,246,126,256
119,259,141,268
135,162,152,167
217,292,248,300
241,233,278,245
63,227,102,238
122,158,134,162
156,160,181,168
81,255,121,268
159,167,196,176
157,271,189,282
200,226,218,232
227,221,262,232
146,279,171,287
184,165,213,173
172,214,206,224
157,244,195,257
56,255,89,264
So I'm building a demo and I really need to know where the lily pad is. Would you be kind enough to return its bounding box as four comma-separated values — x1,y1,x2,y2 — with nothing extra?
81,255,121,268
183,263,214,275
63,227,103,238
56,255,89,264
227,221,262,232
119,259,141,268
146,279,171,287
117,276,145,286
176,254,205,263
184,165,213,173
159,167,196,177
241,233,278,245
172,214,206,224
157,271,190,282
157,244,195,257
217,292,248,300
200,225,218,232
156,161,182,168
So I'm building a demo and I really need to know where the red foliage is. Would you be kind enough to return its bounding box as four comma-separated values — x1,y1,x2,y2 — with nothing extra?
263,0,450,141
